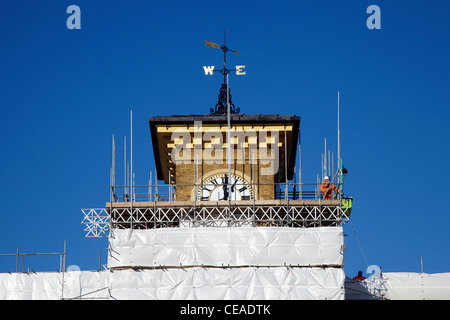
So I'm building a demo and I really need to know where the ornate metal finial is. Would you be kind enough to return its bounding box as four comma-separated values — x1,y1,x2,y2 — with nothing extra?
204,31,245,115
210,83,240,115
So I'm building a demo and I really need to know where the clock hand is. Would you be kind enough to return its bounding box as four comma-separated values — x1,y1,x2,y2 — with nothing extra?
231,179,238,193
222,185,228,200
222,174,229,200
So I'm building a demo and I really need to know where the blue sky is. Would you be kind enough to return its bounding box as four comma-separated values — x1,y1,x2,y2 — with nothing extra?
1,0,450,278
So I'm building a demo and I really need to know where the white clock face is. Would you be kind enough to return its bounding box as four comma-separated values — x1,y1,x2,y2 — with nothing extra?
198,174,253,201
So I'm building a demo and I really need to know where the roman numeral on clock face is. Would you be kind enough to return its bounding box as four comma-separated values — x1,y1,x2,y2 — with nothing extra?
198,173,253,201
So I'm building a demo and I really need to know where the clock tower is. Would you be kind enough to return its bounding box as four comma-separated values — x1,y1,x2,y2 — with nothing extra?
149,114,300,202
80,37,351,300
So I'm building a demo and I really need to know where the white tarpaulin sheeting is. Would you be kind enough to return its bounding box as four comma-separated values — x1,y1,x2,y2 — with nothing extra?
108,227,344,268
361,272,450,300
0,271,109,300
0,267,345,300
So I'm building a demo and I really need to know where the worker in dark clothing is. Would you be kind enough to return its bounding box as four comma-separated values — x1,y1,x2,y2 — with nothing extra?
352,271,366,282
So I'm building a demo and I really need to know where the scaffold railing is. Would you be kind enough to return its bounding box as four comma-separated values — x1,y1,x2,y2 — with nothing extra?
109,181,345,203
82,180,351,238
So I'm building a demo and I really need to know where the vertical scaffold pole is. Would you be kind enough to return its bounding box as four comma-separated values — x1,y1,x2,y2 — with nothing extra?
130,110,133,228
227,74,231,216
298,128,302,200
284,125,288,200
337,91,342,192
61,240,66,300
124,136,127,199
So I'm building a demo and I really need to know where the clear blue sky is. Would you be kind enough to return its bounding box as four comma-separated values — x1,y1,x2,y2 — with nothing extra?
1,0,449,278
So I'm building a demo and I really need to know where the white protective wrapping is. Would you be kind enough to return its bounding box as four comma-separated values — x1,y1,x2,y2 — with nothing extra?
0,267,345,300
361,272,450,300
0,271,109,300
108,267,345,300
108,227,344,268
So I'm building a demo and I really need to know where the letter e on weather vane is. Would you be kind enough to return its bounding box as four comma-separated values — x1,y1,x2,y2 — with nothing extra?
235,65,246,75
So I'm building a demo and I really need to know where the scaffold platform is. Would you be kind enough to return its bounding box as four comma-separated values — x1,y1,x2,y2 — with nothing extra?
82,199,350,238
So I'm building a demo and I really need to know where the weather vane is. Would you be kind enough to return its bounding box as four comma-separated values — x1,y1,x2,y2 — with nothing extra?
203,32,245,115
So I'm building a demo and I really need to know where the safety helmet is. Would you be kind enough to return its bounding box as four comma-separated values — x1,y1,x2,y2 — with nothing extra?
324,176,329,180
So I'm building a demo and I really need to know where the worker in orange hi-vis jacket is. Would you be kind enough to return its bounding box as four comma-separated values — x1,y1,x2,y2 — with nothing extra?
320,176,340,200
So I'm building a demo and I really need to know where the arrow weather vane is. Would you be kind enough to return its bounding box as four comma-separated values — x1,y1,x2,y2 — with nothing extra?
203,33,245,115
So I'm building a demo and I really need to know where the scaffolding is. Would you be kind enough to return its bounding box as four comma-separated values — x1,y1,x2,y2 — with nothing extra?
82,181,351,238
0,241,67,273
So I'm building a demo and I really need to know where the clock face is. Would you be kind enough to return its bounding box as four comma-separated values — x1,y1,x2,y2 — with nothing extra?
198,174,253,201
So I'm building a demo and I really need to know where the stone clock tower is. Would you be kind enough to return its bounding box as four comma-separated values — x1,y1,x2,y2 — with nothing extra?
149,113,300,202
78,38,350,300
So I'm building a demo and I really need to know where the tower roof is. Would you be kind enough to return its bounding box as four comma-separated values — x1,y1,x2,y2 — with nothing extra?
149,114,300,183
